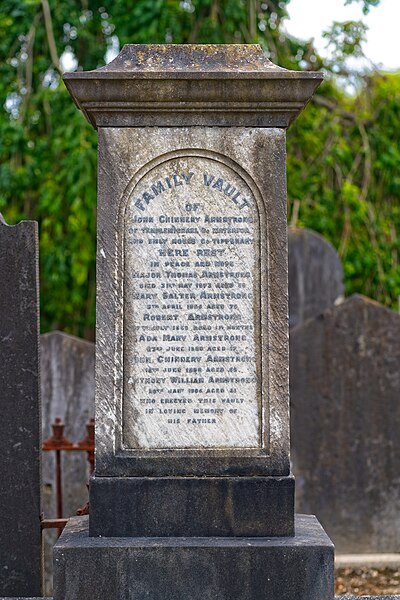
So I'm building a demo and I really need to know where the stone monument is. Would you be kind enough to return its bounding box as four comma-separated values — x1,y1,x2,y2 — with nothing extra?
55,44,333,599
291,294,400,553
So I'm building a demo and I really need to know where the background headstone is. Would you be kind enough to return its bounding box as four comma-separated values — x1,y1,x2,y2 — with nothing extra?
291,294,400,553
0,215,42,596
288,227,344,328
41,330,94,596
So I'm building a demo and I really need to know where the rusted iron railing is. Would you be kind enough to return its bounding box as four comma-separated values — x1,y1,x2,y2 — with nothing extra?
41,417,94,535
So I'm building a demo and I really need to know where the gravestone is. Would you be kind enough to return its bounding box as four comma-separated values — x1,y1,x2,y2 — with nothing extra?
55,44,333,600
288,227,344,328
41,331,95,596
0,215,42,596
291,294,400,553
41,331,95,515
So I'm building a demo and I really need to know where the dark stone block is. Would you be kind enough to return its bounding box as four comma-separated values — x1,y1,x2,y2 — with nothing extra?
288,227,344,329
89,474,294,537
9,595,396,599
8,597,400,600
0,216,42,596
291,295,400,553
54,514,334,600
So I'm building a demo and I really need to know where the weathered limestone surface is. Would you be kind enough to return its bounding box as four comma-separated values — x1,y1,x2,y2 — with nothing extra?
63,43,323,480
89,124,298,537
96,126,291,478
41,331,94,595
291,294,400,553
0,215,42,597
288,227,344,329
64,44,323,129
124,157,260,450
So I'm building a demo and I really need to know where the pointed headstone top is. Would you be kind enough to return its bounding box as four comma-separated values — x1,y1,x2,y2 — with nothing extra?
74,44,290,76
63,44,323,128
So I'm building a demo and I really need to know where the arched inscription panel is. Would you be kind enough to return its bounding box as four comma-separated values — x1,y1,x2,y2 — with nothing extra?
123,155,263,449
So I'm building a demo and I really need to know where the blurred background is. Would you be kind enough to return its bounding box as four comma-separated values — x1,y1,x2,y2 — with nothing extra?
0,0,399,340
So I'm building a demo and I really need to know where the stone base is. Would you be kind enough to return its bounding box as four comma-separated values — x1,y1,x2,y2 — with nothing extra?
89,474,294,537
53,514,334,600
4,597,400,600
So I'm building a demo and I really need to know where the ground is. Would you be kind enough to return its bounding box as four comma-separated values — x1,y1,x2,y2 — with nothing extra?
335,567,400,596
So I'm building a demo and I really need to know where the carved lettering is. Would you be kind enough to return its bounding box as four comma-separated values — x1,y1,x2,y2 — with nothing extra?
123,157,261,449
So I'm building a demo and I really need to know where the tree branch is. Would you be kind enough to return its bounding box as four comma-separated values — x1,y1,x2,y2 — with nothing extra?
312,94,356,122
41,0,61,72
19,24,36,122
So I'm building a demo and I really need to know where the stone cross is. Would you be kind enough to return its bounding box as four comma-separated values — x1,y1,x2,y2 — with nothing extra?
57,45,333,600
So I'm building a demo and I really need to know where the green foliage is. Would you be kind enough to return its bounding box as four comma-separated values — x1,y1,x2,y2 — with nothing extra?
322,20,368,64
0,0,398,339
344,0,381,15
287,72,400,307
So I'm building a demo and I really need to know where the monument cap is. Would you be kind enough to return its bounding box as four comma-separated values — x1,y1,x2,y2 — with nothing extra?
63,43,323,128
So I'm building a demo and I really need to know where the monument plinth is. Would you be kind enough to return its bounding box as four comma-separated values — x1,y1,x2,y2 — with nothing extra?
56,44,333,600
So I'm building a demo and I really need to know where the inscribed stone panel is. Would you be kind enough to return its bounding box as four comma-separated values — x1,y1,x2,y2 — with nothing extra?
123,155,263,449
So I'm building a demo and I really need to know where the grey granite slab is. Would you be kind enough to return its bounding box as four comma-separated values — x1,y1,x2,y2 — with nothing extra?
291,294,400,553
0,215,42,596
288,227,344,328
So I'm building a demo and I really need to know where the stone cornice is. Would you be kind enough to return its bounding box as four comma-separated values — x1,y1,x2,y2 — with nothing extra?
63,44,323,128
